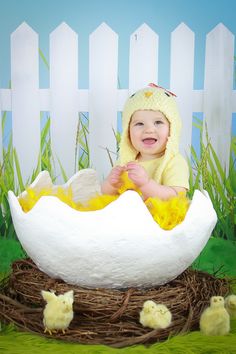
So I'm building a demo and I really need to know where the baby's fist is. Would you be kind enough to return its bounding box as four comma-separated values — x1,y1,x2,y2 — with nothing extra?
126,162,149,188
108,165,125,187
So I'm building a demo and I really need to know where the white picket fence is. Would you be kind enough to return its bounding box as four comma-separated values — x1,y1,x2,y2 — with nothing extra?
0,21,235,184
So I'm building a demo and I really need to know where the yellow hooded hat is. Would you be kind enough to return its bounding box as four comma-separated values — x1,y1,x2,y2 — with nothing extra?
119,85,182,183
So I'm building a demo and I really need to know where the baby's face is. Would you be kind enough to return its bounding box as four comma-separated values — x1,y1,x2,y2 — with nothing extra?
129,110,170,161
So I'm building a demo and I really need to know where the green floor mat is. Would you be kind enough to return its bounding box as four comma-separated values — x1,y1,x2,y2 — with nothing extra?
192,238,236,277
0,238,26,273
0,321,236,354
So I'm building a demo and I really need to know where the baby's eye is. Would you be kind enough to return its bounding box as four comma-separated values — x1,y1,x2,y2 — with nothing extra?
135,122,144,126
155,120,163,125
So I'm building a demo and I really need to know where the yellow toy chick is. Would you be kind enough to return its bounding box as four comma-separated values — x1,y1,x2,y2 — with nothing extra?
139,300,172,330
225,294,236,319
199,296,230,336
41,290,74,335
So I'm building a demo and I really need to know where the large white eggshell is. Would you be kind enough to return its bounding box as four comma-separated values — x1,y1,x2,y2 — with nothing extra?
8,170,217,289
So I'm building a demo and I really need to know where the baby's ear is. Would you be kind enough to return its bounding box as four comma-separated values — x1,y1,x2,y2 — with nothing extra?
41,290,57,302
64,290,74,302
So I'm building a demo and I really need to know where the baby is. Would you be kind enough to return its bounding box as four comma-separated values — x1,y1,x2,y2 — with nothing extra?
101,85,189,200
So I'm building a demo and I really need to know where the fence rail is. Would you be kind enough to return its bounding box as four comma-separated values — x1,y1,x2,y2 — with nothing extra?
0,21,235,183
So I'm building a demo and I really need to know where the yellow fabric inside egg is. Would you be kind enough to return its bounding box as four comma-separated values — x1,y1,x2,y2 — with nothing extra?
145,193,190,230
18,187,78,213
18,172,190,230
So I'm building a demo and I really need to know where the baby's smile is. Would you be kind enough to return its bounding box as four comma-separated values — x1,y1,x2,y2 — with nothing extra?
142,138,157,145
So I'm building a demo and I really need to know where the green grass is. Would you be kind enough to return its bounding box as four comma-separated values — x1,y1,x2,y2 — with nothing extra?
188,120,236,241
0,318,236,354
192,238,236,277
0,238,26,273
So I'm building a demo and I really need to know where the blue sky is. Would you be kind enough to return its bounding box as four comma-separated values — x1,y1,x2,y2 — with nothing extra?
0,0,236,89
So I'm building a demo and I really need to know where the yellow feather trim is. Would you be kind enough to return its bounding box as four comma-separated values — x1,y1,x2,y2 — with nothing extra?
18,177,189,230
145,193,190,230
76,194,119,211
18,187,79,213
118,172,141,195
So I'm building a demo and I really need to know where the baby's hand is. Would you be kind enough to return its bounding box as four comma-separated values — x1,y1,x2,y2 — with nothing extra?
126,162,149,188
107,165,125,188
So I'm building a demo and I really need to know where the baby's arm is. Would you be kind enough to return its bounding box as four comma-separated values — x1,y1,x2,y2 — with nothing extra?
126,162,186,200
101,165,125,195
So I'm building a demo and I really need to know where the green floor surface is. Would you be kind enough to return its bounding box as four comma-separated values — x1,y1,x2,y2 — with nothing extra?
1,322,236,354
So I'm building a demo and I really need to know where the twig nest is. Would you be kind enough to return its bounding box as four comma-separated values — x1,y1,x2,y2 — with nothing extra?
0,260,230,347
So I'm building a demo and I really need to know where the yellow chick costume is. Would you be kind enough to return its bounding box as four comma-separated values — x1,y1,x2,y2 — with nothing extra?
118,85,189,189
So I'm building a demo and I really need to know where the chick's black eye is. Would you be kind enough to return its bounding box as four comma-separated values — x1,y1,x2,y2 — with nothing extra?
164,92,170,97
130,93,136,98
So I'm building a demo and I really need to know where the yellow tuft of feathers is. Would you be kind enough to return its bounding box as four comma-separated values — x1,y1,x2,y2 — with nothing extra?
145,193,190,230
18,187,78,213
118,172,141,195
118,172,190,230
76,194,118,211
18,172,190,230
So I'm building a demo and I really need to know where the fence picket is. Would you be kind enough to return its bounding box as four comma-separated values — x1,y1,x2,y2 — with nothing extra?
170,23,195,157
50,22,78,182
89,23,118,180
204,23,234,173
129,23,158,94
11,22,40,185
